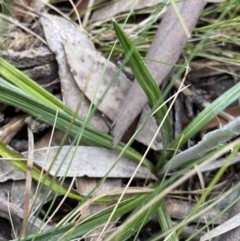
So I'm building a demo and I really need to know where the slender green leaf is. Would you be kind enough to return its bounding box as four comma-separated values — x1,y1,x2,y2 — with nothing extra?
0,57,65,110
112,19,172,151
112,20,174,240
14,194,148,241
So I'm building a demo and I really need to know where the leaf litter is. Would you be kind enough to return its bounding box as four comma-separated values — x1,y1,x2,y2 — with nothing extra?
40,13,162,150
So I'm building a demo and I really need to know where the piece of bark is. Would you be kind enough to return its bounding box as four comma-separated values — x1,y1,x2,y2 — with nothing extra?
1,47,54,68
23,62,58,85
136,104,162,150
112,0,206,147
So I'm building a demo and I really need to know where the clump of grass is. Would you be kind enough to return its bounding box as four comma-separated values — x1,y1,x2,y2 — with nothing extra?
0,0,240,240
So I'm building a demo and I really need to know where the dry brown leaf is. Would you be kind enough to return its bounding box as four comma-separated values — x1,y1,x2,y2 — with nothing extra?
165,198,228,225
189,60,240,80
0,115,27,144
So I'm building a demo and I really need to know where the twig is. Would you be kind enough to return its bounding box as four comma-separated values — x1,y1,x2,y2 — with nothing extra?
22,127,34,236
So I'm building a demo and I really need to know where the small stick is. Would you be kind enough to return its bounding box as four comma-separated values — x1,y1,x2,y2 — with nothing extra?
112,0,206,147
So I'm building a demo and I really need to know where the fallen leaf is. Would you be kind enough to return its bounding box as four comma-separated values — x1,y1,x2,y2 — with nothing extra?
0,146,157,181
63,38,130,120
40,13,109,133
21,146,157,180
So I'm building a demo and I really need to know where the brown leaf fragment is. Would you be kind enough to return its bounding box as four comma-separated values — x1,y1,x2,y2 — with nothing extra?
112,0,206,147
165,198,228,225
189,60,240,80
200,106,240,138
76,177,121,240
34,129,68,149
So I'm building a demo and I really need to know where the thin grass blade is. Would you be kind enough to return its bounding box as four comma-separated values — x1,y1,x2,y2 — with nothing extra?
113,19,172,150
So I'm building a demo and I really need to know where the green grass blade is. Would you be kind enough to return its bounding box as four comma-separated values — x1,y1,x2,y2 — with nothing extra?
14,194,148,241
112,21,174,237
112,19,172,151
0,57,66,110
0,74,155,171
